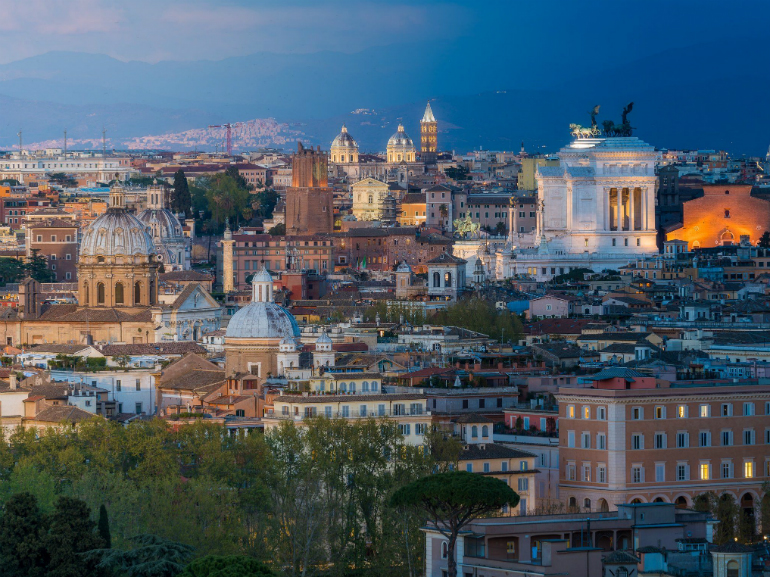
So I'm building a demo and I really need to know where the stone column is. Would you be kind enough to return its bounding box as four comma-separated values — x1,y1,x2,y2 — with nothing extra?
641,187,648,231
222,238,235,293
616,190,622,232
604,189,610,231
629,187,636,231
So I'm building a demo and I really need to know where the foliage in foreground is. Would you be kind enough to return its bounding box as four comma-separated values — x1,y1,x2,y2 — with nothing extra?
0,418,459,576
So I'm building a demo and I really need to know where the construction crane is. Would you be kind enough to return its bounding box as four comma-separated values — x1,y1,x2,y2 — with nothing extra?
208,122,242,156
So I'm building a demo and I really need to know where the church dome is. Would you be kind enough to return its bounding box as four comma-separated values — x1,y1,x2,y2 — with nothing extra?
137,208,185,242
225,302,300,340
331,125,358,150
388,124,414,148
386,124,416,163
80,185,155,259
225,267,300,340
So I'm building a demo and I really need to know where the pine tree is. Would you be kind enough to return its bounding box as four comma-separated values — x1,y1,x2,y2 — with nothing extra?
97,505,111,549
171,170,192,216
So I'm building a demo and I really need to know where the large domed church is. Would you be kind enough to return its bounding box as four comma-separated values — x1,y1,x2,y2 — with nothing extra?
0,184,222,346
79,185,160,308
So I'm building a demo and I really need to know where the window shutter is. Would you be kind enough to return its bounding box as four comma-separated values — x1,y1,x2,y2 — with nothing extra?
685,465,690,481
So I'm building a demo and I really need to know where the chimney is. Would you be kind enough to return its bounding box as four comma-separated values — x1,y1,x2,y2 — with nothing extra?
9,373,17,390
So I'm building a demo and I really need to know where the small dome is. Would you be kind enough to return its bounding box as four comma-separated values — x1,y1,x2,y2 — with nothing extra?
279,336,298,352
388,124,414,148
251,268,273,284
316,332,332,344
225,302,300,340
226,265,298,340
331,125,358,150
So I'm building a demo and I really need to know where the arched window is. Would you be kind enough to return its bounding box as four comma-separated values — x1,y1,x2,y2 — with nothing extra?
339,382,347,392
584,498,591,510
617,568,629,577
83,282,89,305
371,381,378,392
362,381,369,392
721,230,734,246
482,425,489,437
726,561,739,577
433,272,440,287
445,271,452,287
471,425,478,438
598,499,609,512
97,282,105,305
368,195,373,204
349,382,356,393
115,282,124,305
134,281,142,304
568,497,577,509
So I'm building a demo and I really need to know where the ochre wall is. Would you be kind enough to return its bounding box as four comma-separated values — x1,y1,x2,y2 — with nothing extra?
666,185,770,248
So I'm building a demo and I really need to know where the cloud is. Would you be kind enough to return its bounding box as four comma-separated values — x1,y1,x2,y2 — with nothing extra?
0,0,122,35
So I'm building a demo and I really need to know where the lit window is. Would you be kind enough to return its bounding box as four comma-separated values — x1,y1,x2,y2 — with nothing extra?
677,405,687,418
700,463,710,480
583,406,590,419
744,461,754,478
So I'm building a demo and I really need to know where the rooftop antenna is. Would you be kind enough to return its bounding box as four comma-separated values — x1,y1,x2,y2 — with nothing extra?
102,127,107,157
17,130,22,154
63,129,67,158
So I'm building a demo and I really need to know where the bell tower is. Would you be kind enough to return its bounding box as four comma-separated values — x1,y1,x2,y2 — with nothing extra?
420,101,438,163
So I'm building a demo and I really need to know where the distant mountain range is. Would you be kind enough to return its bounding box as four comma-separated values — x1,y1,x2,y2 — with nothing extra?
1,36,769,156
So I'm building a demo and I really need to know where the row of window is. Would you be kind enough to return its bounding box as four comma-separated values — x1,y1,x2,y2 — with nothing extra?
282,402,423,418
565,460,766,483
36,235,73,242
464,460,530,475
567,429,770,449
115,379,143,392
566,401,767,420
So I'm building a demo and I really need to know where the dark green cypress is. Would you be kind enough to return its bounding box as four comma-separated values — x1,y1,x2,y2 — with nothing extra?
97,504,111,549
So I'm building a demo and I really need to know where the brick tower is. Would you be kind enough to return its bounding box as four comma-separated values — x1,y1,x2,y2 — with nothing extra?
420,101,438,163
286,142,334,235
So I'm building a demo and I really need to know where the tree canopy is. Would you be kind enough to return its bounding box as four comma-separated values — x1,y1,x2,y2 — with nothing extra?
391,472,519,577
430,297,523,343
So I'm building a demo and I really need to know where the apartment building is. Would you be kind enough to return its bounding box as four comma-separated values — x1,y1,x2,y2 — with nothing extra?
556,368,770,520
263,390,432,445
454,415,537,515
26,218,79,281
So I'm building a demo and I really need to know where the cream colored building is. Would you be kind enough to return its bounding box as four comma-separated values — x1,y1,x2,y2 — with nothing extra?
264,391,432,445
351,177,390,221
454,414,538,515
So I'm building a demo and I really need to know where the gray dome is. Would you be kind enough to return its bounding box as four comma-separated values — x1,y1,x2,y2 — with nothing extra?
388,124,414,148
80,210,155,258
225,302,300,340
137,208,185,242
331,125,358,150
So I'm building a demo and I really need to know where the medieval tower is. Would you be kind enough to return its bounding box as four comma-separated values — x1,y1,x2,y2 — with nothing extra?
286,143,334,235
